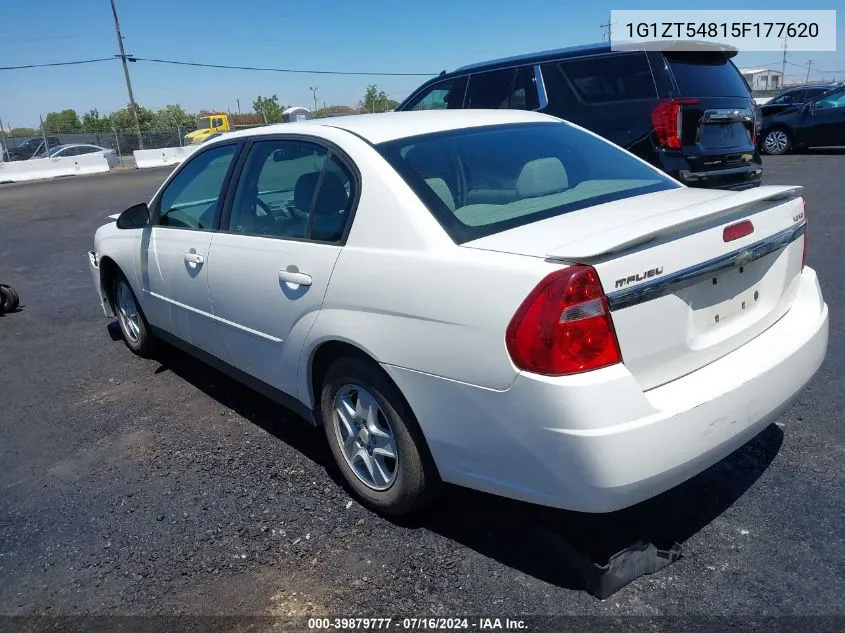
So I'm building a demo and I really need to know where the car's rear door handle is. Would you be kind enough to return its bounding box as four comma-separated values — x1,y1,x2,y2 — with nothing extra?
184,251,204,264
278,270,312,287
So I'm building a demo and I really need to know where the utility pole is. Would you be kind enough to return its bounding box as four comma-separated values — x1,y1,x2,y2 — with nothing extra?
236,98,241,115
110,0,143,149
309,86,318,112
805,60,814,84
780,36,788,87
600,13,616,42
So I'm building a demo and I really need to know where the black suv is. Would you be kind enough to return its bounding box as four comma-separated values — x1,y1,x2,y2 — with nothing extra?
7,137,62,161
397,43,762,190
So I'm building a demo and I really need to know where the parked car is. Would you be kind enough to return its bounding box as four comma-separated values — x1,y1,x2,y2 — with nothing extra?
759,85,845,154
397,42,762,191
759,83,843,117
7,136,61,161
88,111,827,516
36,144,120,167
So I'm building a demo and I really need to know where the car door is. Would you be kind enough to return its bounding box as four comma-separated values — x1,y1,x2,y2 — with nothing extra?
207,137,356,397
804,89,845,146
140,142,239,355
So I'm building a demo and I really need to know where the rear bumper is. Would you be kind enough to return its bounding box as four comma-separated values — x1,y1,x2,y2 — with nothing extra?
384,267,828,512
674,164,763,190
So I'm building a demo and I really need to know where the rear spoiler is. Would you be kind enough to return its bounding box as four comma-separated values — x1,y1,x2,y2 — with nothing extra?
545,185,803,261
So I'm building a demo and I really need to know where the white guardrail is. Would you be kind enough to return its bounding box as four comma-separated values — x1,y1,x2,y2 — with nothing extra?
133,145,200,169
0,154,111,184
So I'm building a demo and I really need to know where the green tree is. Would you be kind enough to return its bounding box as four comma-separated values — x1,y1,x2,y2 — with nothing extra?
358,85,397,113
9,127,37,137
81,109,109,133
108,104,154,130
252,95,283,123
151,104,196,131
312,105,358,118
43,109,81,133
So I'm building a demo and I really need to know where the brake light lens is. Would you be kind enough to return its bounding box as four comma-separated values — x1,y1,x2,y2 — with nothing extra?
506,266,622,376
651,98,698,149
723,220,754,242
802,199,808,269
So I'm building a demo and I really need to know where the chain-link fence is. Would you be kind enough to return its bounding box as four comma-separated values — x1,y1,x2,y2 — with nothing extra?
0,128,192,161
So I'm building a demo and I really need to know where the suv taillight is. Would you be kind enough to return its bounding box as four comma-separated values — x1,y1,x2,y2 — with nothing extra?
802,199,808,269
506,266,622,376
651,98,698,149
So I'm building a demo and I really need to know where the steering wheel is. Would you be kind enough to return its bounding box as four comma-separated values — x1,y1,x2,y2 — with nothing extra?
256,198,273,216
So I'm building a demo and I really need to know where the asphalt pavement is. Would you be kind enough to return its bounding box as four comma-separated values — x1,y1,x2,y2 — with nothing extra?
0,159,842,620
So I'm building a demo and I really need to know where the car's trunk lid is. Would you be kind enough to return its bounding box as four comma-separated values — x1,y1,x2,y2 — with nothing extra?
464,185,807,390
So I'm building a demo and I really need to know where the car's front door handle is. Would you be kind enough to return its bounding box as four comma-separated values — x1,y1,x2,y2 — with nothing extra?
184,251,204,264
278,270,312,287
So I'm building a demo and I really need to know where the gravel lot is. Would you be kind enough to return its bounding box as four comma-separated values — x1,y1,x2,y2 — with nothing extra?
0,157,843,620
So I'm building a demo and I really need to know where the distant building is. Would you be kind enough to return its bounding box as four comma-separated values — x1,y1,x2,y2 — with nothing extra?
740,68,783,91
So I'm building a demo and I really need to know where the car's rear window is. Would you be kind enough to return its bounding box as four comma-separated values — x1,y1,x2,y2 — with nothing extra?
664,52,751,97
376,122,678,243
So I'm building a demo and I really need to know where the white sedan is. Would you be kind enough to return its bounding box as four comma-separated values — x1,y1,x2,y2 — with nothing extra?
39,144,120,168
88,110,828,515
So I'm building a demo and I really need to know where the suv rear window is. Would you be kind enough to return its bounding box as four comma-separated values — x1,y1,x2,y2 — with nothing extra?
665,52,750,97
376,122,677,243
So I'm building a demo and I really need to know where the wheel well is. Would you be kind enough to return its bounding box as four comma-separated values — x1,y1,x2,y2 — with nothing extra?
309,341,374,416
99,256,121,311
308,339,441,479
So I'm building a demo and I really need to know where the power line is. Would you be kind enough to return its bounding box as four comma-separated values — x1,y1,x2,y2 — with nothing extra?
132,57,437,76
0,57,114,70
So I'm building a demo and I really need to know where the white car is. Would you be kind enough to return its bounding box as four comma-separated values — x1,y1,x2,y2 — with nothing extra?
88,110,828,516
39,144,120,168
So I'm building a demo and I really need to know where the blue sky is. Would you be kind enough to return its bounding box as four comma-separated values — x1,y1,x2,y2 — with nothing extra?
2,0,844,128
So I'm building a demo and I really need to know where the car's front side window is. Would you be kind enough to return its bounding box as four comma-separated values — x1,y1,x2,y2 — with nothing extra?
156,144,238,230
226,139,354,242
407,78,466,111
814,90,845,110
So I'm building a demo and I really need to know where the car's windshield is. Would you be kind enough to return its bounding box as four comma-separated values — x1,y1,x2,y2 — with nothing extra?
376,122,678,243
196,118,212,129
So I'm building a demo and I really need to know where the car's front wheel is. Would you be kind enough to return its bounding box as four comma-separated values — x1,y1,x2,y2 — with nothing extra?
762,128,792,155
321,357,438,516
113,274,156,357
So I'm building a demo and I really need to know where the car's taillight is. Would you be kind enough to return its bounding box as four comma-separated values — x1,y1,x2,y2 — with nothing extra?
752,104,762,145
651,98,698,149
506,266,622,376
802,199,808,269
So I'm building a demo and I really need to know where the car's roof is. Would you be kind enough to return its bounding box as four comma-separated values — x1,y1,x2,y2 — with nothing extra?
220,110,559,145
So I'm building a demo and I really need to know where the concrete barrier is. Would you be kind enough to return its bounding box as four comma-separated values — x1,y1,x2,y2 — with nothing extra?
0,154,111,184
133,146,200,169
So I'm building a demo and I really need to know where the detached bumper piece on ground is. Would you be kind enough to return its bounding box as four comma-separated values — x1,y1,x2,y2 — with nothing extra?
0,284,19,314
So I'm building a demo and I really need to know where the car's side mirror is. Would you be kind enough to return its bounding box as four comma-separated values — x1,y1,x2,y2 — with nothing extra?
116,202,150,229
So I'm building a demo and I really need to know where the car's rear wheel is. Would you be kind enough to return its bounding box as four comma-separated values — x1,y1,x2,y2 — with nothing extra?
762,128,792,155
321,357,438,516
113,274,156,357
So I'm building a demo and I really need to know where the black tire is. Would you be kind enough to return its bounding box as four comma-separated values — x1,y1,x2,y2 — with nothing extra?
321,357,439,516
761,128,792,155
112,273,156,357
0,285,18,312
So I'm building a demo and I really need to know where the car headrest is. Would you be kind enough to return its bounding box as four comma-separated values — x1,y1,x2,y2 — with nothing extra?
313,172,349,216
515,157,569,198
424,177,455,212
293,171,321,212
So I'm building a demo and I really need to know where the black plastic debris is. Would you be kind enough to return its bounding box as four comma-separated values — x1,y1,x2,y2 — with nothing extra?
586,539,684,599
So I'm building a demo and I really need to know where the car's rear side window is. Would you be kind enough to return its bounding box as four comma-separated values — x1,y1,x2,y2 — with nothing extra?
377,122,678,243
557,53,656,103
664,52,751,97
